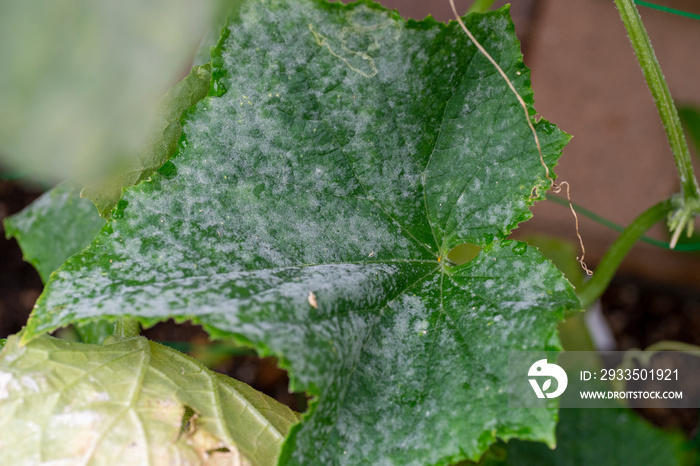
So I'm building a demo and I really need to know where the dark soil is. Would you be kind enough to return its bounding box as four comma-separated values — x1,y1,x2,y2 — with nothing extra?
0,179,43,338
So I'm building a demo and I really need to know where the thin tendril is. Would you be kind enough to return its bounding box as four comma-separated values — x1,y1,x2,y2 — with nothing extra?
448,0,592,275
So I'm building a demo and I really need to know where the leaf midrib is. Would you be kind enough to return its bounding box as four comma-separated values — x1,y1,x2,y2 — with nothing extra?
79,340,150,465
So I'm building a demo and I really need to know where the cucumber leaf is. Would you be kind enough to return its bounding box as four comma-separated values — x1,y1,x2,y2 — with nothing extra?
0,334,299,465
4,181,106,283
26,1,578,463
4,181,113,344
4,182,109,343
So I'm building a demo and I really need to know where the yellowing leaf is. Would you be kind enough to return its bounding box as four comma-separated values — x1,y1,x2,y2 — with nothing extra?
0,335,299,465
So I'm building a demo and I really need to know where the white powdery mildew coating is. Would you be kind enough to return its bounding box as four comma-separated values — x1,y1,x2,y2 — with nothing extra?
52,409,103,429
312,241,575,464
318,271,509,465
446,241,576,358
421,15,563,250
0,371,45,400
33,0,452,336
44,259,437,385
328,283,441,465
0,372,12,400
30,2,577,465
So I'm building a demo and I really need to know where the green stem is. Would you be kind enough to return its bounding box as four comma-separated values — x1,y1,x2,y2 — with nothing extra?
576,199,674,309
614,0,700,202
114,317,141,338
467,0,496,14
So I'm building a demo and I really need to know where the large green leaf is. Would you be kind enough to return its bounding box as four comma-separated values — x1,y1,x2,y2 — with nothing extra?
4,181,106,283
0,334,299,465
26,1,578,463
475,408,689,466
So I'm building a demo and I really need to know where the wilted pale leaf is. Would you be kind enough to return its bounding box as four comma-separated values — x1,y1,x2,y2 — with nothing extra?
0,335,299,465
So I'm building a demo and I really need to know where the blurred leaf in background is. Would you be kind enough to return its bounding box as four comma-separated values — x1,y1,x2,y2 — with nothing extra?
81,63,212,218
679,105,700,159
4,181,105,282
472,408,690,466
671,105,700,248
0,0,218,183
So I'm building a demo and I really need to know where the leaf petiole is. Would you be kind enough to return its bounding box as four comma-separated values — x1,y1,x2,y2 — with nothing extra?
114,317,141,339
